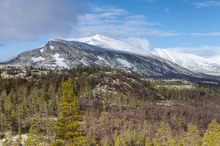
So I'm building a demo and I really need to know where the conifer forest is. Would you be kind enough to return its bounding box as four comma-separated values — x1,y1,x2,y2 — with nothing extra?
0,67,219,145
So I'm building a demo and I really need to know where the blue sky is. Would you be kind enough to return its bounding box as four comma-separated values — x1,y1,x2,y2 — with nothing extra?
1,0,220,60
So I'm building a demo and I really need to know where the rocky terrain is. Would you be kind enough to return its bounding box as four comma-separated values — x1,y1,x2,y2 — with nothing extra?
0,35,220,85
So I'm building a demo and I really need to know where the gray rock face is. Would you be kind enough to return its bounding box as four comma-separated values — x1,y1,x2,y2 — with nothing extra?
1,39,219,83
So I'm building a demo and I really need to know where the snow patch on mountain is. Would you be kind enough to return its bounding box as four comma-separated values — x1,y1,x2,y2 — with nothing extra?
80,59,89,66
52,53,68,68
31,56,45,62
97,56,105,61
49,45,54,50
40,48,45,53
45,64,57,68
116,58,132,68
96,56,110,66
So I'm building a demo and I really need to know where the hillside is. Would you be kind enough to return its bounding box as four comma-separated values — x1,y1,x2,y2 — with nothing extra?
1,39,191,79
0,67,220,145
1,36,220,86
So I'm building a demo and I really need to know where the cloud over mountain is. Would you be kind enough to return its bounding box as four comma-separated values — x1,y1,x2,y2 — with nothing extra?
0,0,82,40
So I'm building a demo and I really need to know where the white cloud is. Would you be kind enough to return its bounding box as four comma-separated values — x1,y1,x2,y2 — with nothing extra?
158,46,220,58
192,1,220,8
75,5,181,38
190,32,220,36
92,5,127,15
0,0,81,40
122,37,152,52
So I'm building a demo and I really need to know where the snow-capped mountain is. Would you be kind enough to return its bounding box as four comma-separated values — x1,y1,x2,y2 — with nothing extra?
210,56,220,63
70,34,149,56
1,38,200,79
152,49,220,76
70,34,220,76
1,34,220,84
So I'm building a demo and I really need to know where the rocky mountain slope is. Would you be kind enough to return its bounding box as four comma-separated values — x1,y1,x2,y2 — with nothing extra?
0,35,220,84
72,34,220,76
0,39,190,77
152,49,220,76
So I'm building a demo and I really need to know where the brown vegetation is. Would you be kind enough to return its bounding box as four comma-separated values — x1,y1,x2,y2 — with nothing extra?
0,67,219,145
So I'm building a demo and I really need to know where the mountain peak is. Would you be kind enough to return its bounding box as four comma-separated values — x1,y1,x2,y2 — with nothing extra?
70,34,150,56
90,34,117,42
93,34,105,38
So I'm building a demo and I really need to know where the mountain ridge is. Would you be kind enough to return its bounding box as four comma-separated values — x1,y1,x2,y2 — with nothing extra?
152,48,220,76
0,34,220,85
70,34,150,56
67,34,220,76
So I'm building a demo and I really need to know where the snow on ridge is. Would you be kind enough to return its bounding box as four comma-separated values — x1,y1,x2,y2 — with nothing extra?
97,56,105,61
52,53,69,68
210,56,220,63
153,48,218,66
152,48,220,75
116,58,132,68
69,34,149,56
31,56,45,62
40,45,53,53
47,34,220,75
49,45,54,50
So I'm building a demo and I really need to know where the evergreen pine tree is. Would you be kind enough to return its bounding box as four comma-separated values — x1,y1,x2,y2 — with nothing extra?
185,123,202,146
25,117,43,146
153,122,175,146
211,125,220,146
202,119,220,146
25,126,42,146
54,78,85,146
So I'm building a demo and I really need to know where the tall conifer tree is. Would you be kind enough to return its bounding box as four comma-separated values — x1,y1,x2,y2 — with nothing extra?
54,78,85,146
202,119,220,146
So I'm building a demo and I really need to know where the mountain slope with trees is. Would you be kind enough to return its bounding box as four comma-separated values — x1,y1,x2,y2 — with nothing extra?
0,67,219,145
